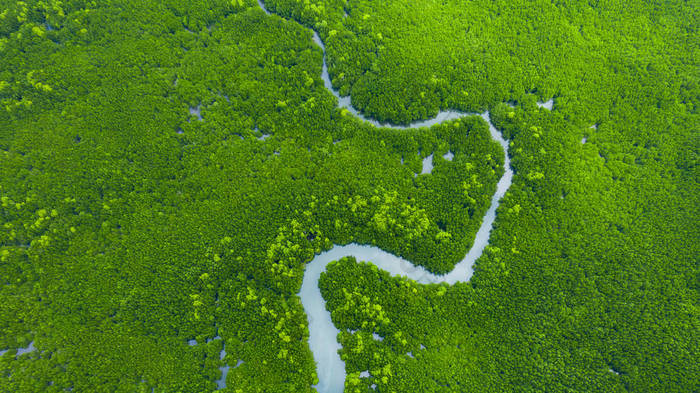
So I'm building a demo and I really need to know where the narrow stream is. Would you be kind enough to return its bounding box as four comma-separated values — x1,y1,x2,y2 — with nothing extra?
298,112,511,393
257,0,472,129
255,2,514,392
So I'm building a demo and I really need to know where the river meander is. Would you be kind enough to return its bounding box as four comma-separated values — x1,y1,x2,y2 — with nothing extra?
256,2,515,391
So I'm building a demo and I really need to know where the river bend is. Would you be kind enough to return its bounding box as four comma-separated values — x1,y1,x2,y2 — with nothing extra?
256,2,514,392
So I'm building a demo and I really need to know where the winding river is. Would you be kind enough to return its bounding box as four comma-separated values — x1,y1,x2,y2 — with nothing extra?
256,2,514,392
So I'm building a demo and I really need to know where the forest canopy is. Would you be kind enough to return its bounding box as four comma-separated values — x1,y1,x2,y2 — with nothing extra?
0,0,697,392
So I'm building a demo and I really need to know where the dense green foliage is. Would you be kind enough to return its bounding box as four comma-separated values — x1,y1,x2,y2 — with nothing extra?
267,0,698,124
321,99,698,392
0,0,697,392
